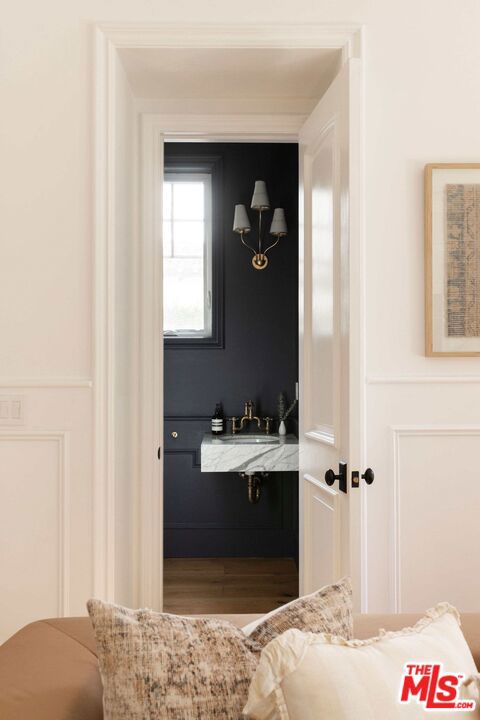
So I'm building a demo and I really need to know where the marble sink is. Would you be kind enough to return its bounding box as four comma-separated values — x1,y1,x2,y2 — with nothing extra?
201,432,298,473
217,434,279,444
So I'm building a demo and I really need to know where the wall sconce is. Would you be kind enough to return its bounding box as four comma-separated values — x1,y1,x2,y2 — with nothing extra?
233,181,287,270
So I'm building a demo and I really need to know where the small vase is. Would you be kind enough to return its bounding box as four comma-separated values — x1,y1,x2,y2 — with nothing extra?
278,420,287,436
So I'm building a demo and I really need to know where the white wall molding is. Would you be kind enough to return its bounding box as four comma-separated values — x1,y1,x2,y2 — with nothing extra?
0,431,70,616
305,427,336,446
391,425,480,612
139,112,304,140
98,23,362,58
368,375,480,384
0,378,93,389
93,26,117,601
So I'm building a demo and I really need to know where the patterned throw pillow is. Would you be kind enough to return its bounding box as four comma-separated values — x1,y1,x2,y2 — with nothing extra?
87,577,353,720
244,576,353,647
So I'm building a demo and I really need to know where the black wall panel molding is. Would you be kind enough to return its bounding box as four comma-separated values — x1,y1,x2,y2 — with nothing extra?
165,450,201,469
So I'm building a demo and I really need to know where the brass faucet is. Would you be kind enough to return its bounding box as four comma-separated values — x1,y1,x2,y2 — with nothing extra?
231,401,272,434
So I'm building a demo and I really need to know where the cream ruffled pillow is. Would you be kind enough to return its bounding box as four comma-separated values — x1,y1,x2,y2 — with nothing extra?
244,603,480,719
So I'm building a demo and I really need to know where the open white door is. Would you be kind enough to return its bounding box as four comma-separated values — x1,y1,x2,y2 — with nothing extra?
299,59,366,607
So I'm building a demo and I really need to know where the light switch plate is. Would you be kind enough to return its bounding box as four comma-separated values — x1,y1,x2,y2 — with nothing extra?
0,396,25,425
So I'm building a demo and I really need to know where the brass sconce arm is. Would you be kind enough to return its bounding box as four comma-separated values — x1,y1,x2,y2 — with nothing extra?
262,237,280,256
239,231,257,255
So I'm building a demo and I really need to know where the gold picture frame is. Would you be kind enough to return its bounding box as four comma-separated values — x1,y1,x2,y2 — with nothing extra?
425,163,480,356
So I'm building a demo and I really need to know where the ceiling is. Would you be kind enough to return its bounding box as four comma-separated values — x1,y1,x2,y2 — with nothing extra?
118,47,341,103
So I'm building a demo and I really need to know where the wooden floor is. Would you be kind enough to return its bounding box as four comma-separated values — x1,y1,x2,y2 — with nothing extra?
163,557,299,615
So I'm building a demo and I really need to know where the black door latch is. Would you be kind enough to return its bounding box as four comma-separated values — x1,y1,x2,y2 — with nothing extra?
352,468,374,488
324,462,348,494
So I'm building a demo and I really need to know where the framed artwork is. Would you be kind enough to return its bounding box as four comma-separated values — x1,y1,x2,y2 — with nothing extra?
425,163,480,356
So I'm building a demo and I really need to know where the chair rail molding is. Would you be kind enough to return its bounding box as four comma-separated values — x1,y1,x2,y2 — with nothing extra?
93,20,363,609
0,377,93,388
391,424,480,613
0,431,71,616
367,375,480,384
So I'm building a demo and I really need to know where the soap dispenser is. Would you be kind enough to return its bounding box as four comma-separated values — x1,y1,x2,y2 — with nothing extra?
211,403,224,435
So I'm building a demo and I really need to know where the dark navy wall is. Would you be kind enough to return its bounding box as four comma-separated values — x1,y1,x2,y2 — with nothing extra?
164,142,299,558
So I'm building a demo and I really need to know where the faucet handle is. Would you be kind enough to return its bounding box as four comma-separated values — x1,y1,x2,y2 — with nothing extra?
264,417,273,435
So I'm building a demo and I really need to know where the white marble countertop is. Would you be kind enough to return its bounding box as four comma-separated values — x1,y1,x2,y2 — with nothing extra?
201,432,298,473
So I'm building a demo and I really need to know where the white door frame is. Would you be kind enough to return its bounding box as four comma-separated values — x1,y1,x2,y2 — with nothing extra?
94,22,364,609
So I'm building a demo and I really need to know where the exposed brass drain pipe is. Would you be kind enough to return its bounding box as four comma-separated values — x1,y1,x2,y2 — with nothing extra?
239,472,267,504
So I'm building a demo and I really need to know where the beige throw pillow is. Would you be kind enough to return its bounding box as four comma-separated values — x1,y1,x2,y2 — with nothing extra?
244,603,480,720
87,577,352,720
244,577,353,646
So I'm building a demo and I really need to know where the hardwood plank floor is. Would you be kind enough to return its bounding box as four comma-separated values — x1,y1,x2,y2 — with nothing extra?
163,557,299,615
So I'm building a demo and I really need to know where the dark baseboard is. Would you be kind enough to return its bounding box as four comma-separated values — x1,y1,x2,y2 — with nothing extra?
164,527,297,558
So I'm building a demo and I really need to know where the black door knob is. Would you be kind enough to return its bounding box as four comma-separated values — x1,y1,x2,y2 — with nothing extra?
324,462,347,494
324,468,338,486
361,468,374,485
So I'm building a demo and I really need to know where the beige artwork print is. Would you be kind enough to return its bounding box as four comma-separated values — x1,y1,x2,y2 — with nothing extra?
446,183,480,337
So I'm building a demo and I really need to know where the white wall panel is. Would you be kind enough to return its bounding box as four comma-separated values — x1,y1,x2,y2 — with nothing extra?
392,427,480,612
0,387,92,640
0,433,68,643
366,382,480,612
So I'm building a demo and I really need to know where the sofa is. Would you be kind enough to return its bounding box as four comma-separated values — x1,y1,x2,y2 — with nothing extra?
1,613,480,719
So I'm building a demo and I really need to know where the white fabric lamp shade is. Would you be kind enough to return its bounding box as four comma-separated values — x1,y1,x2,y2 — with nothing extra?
233,204,251,233
250,180,270,210
270,208,287,236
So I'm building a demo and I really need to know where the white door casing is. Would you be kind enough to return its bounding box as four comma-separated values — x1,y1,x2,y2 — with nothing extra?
299,60,364,605
138,117,164,609
94,24,364,611
0,23,371,641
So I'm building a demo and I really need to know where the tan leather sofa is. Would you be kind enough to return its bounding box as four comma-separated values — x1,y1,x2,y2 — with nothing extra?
1,613,480,719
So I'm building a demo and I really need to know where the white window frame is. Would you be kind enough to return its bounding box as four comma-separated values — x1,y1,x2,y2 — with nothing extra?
163,171,213,339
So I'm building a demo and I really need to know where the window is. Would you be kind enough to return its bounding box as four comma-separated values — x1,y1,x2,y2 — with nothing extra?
163,172,213,339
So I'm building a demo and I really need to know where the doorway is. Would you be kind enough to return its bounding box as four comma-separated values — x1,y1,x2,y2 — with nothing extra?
162,141,299,614
94,24,365,611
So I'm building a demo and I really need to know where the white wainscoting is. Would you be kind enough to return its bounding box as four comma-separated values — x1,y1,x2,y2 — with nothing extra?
391,426,480,613
365,381,480,613
0,431,70,643
0,382,94,643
